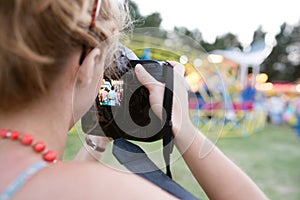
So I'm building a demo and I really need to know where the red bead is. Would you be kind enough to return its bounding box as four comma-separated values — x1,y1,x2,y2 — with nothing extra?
1,129,58,163
43,150,57,162
21,134,34,145
0,129,7,138
34,142,46,152
10,131,19,140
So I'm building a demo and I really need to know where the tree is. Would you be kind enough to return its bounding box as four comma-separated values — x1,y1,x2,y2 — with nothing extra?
201,33,242,52
128,0,162,28
174,27,203,42
250,26,266,47
142,12,162,28
173,27,243,52
128,0,142,20
262,22,300,82
288,22,300,81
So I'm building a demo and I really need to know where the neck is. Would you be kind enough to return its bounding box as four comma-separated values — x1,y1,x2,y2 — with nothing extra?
0,92,74,160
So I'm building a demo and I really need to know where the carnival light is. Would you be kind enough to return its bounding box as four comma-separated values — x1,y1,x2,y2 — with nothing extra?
193,58,202,67
185,72,201,92
262,82,273,91
296,84,300,93
180,55,189,65
207,54,224,64
186,72,200,84
256,73,268,83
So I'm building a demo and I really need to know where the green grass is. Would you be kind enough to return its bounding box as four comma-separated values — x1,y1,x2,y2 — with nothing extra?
215,124,300,200
64,124,300,200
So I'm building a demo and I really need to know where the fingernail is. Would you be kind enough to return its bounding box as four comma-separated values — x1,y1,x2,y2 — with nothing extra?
135,64,143,72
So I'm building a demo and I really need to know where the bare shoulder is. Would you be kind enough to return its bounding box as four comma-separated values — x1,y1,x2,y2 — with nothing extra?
14,162,176,200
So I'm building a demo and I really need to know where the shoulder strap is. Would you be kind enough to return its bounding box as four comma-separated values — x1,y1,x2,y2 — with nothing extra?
162,63,174,178
113,139,199,200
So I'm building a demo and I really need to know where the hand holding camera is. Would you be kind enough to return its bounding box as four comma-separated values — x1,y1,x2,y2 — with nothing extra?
134,64,165,120
135,61,190,137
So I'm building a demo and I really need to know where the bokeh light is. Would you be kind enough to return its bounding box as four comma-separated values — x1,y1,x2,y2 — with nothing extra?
296,84,300,93
193,58,203,67
207,54,224,64
256,73,269,83
180,55,189,65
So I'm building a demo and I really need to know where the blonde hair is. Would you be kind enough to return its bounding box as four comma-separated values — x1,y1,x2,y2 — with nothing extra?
0,0,130,111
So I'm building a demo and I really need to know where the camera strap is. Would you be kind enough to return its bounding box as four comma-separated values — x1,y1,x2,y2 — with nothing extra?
162,63,174,179
112,138,199,200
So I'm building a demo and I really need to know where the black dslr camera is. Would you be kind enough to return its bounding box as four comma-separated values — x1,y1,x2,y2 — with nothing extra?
82,46,174,142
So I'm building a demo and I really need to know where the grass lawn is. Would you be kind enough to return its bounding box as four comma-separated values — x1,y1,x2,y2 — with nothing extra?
64,123,300,200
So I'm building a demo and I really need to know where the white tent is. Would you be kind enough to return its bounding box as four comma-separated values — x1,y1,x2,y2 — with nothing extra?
210,40,273,88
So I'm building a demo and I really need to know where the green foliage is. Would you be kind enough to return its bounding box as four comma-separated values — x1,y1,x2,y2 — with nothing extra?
142,12,162,28
263,22,300,82
127,0,142,20
128,0,162,28
173,27,242,51
250,26,266,47
174,27,203,41
203,32,243,51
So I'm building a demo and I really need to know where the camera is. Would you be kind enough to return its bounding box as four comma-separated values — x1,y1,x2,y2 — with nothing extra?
81,46,174,142
97,59,173,141
81,47,174,177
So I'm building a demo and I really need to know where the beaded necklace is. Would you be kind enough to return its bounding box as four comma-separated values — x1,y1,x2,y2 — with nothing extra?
0,129,57,163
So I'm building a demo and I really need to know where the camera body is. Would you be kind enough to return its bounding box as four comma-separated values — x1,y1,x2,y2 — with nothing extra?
92,59,173,142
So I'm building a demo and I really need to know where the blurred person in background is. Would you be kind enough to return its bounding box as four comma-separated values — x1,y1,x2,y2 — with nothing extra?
293,96,300,139
267,94,285,125
108,85,117,106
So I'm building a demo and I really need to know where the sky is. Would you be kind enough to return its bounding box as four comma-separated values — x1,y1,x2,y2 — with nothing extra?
132,0,300,47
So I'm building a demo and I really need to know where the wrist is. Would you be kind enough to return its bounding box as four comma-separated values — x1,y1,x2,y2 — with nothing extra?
173,122,204,153
172,119,194,137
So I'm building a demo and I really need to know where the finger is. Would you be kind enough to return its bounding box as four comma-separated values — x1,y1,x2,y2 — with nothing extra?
135,64,163,90
168,61,189,90
168,61,185,76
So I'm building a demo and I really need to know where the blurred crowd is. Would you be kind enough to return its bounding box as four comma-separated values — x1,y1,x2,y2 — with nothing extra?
98,85,122,106
266,94,300,139
193,81,300,139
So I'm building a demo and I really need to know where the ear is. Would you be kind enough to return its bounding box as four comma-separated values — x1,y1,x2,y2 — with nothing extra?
77,48,101,87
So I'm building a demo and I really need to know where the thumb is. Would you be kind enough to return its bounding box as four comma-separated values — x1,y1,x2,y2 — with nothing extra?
135,64,162,90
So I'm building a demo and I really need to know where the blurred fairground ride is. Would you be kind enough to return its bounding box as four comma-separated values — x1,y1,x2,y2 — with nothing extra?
123,28,273,139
